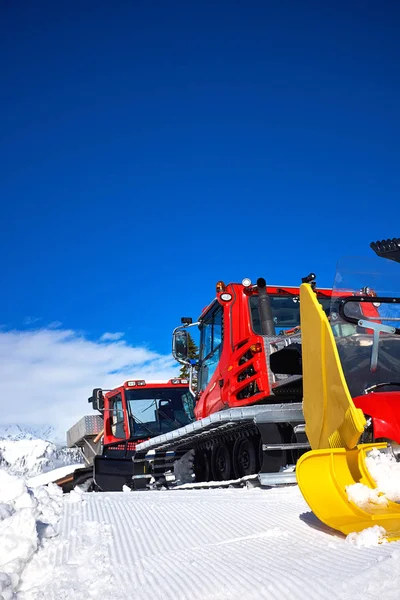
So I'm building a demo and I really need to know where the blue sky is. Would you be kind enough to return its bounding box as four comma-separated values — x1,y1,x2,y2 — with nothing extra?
1,0,399,392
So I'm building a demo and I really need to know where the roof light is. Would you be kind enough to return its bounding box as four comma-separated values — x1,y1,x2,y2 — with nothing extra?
220,293,232,302
216,281,226,293
127,380,146,387
137,380,146,386
171,378,189,384
127,381,136,386
242,278,252,288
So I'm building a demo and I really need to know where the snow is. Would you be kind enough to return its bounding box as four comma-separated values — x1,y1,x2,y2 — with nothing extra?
27,464,85,487
346,482,388,507
347,526,388,548
346,448,400,508
365,448,400,502
13,484,400,600
0,424,58,443
0,469,63,598
0,438,81,479
1,450,400,599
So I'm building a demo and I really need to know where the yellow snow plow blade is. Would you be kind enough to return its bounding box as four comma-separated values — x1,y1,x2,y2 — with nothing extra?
296,443,400,541
296,284,400,541
299,283,366,451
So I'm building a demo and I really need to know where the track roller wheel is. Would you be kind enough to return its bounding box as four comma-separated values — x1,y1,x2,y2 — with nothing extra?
232,436,258,478
211,442,232,481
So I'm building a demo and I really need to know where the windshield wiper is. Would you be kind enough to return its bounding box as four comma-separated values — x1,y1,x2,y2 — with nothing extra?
130,414,156,436
157,409,185,427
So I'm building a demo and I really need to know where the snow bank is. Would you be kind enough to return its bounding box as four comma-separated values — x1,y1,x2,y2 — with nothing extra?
0,469,63,598
0,439,80,479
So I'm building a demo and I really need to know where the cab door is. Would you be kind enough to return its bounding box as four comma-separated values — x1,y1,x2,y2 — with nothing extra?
196,303,224,418
110,393,127,440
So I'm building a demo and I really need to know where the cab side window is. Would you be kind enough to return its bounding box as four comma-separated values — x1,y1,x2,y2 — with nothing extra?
111,393,125,439
199,305,223,391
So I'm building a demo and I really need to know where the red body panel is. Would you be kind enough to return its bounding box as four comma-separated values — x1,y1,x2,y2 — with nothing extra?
195,283,331,420
354,392,400,443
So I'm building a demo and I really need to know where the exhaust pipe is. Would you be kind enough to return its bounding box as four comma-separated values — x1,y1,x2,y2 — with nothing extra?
257,278,275,336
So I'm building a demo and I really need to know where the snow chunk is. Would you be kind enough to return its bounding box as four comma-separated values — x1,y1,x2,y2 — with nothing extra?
346,447,400,508
346,482,388,507
344,448,400,545
33,482,64,531
67,486,85,504
346,525,387,547
0,470,27,504
0,508,38,582
365,448,400,503
0,505,13,522
0,572,13,600
0,468,64,596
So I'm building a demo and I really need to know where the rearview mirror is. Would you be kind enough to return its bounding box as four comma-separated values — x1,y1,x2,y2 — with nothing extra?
173,329,189,362
89,388,104,411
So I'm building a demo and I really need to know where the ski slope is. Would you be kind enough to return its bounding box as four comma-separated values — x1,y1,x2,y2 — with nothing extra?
17,485,400,600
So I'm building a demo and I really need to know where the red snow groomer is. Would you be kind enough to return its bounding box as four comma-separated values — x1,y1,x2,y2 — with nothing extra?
132,276,333,487
66,378,191,491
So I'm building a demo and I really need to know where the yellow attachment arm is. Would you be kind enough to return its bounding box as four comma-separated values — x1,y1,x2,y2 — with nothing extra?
300,283,366,450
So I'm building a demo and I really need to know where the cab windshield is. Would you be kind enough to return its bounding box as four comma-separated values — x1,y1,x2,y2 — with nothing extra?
125,387,191,437
330,256,400,397
250,294,331,334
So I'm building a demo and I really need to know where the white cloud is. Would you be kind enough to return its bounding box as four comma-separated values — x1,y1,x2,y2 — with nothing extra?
100,332,124,342
23,316,42,325
0,327,179,443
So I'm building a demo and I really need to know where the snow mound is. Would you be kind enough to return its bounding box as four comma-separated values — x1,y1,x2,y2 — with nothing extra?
0,439,81,479
0,469,64,598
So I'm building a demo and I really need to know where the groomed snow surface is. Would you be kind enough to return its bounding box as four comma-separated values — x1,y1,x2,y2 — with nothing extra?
0,469,398,599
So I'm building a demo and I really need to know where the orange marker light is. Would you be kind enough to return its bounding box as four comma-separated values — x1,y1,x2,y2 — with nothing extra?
250,343,263,354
